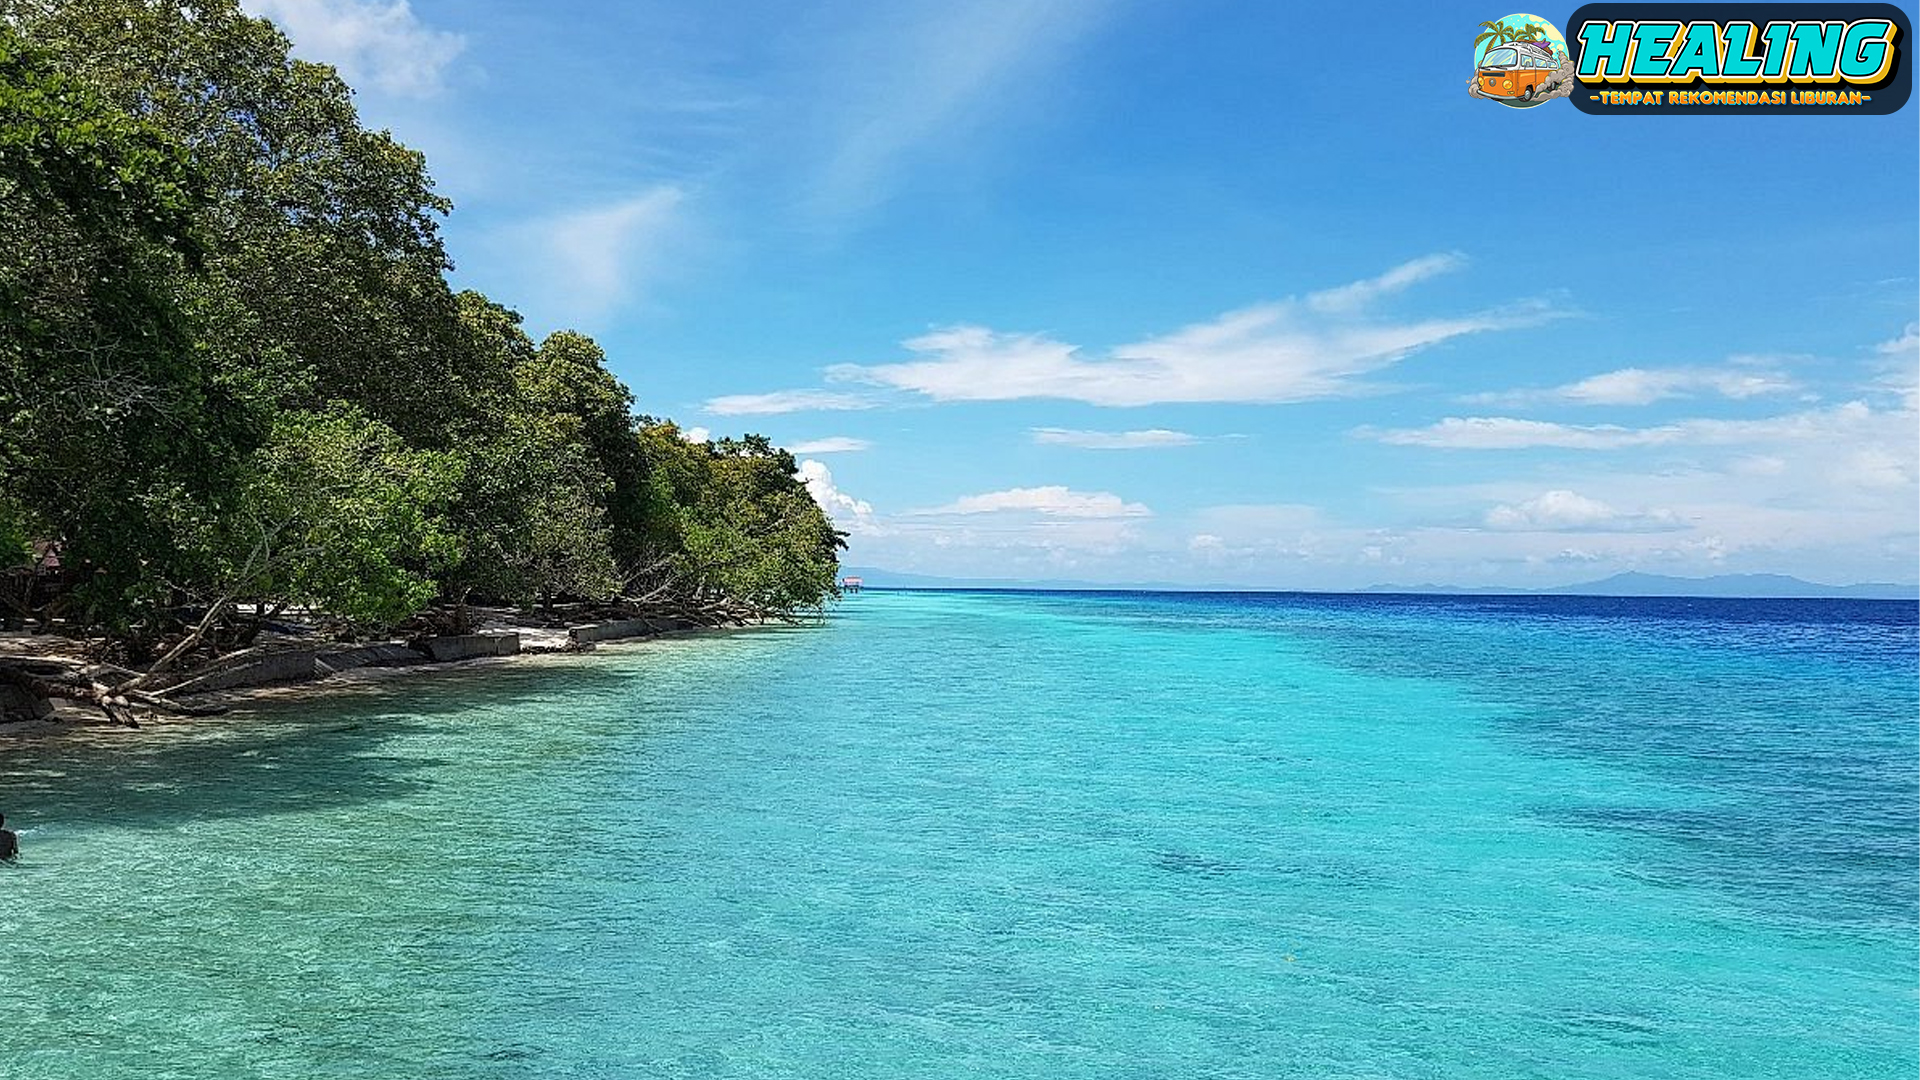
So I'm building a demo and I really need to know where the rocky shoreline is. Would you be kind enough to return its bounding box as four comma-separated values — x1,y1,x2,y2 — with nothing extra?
0,612,755,739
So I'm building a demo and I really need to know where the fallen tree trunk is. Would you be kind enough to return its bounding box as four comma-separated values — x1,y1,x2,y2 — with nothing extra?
0,661,229,727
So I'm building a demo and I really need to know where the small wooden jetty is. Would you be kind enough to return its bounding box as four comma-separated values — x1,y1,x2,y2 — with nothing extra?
840,576,864,593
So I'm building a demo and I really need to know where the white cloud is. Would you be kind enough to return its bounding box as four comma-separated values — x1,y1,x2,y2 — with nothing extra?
1177,504,1331,564
799,460,879,534
1872,323,1918,407
1192,503,1325,533
1305,252,1466,313
837,365,1915,585
246,0,464,97
1836,447,1914,491
916,486,1151,518
1371,416,1647,450
478,188,692,331
1365,383,1916,582
1366,401,1890,450
704,389,884,416
813,257,1551,407
849,517,1148,573
534,187,686,321
1030,427,1199,449
804,0,1114,217
843,458,1915,586
1467,364,1801,407
680,426,711,444
1483,490,1685,532
788,436,872,454
1876,324,1918,358
807,473,1157,573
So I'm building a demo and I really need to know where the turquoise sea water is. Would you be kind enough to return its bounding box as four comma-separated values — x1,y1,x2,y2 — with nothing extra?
1,589,1915,1078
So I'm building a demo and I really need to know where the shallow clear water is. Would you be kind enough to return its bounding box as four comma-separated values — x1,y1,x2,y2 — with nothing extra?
2,590,1914,1078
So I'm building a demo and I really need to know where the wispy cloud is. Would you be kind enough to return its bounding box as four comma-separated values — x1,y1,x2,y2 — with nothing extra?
1875,324,1918,358
1483,490,1686,533
788,436,872,454
1371,417,1656,450
1030,427,1200,449
538,187,687,320
792,257,1552,408
1305,252,1465,314
915,486,1151,518
1365,421,1915,580
1364,401,1892,450
705,389,884,416
478,187,692,330
1465,362,1801,407
1181,504,1329,564
246,0,465,97
802,0,1115,217
1872,323,1918,407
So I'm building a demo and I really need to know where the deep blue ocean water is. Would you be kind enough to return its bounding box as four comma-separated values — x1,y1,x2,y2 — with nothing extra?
1,589,1914,1078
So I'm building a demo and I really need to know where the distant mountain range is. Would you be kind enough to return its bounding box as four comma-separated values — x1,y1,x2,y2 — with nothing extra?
841,567,1918,600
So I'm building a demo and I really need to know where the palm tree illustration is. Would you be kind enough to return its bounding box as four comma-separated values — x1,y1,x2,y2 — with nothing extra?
1475,18,1552,61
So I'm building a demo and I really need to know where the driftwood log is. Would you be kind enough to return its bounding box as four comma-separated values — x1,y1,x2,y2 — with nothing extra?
0,658,228,727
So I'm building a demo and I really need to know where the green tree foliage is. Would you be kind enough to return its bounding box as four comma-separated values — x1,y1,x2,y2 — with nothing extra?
128,404,458,680
634,426,845,612
0,22,253,629
0,494,27,567
521,329,653,566
218,406,460,626
437,294,622,607
0,0,842,653
444,410,622,608
2,0,494,444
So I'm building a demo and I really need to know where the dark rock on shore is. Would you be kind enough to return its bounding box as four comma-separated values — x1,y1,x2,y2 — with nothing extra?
0,683,54,723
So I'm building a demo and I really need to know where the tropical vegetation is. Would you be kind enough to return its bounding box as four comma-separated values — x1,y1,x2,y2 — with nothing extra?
0,0,843,687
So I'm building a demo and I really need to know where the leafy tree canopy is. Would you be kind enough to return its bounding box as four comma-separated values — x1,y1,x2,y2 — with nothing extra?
0,0,843,656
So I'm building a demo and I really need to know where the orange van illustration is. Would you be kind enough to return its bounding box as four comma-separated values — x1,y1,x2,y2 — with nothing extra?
1477,40,1558,101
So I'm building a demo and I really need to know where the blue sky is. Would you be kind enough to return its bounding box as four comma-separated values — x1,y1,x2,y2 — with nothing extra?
247,0,1918,587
